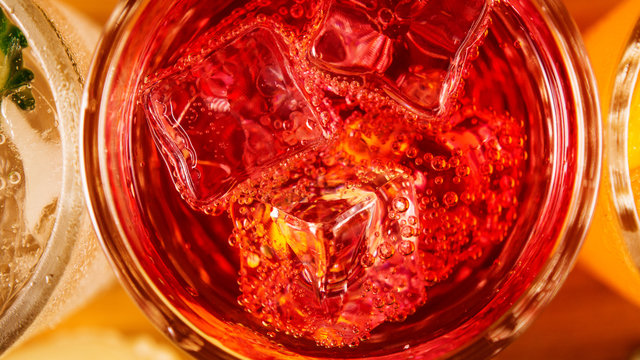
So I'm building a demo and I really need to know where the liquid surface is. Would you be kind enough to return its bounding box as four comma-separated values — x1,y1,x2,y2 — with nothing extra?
0,51,61,314
126,0,568,355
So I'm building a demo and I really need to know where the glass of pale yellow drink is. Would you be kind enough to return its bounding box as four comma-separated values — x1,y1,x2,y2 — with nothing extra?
0,0,112,355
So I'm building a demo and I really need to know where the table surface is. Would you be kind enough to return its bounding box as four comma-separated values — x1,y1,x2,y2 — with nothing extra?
14,0,640,359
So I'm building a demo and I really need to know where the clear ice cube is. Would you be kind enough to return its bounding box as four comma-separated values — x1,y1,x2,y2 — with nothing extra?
270,186,379,300
309,0,493,117
143,28,326,210
309,2,394,75
234,170,426,346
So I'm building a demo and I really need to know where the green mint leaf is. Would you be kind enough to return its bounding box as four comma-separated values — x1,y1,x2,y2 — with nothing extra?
0,10,35,111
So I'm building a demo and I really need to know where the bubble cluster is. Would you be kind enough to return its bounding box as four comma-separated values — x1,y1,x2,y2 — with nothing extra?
219,96,525,346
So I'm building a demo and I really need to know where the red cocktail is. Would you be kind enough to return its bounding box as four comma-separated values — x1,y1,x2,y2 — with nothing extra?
82,0,600,358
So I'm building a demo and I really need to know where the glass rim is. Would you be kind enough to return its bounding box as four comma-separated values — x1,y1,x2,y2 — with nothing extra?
0,0,90,353
81,0,602,358
609,15,640,269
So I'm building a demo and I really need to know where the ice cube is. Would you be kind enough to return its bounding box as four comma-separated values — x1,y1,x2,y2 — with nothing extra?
1,96,61,234
309,2,394,75
232,169,426,346
142,28,326,210
309,0,493,117
270,186,379,301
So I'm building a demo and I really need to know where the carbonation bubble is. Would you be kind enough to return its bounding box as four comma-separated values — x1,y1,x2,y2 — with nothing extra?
398,240,415,255
431,156,448,171
393,197,410,213
443,192,459,207
361,253,375,267
378,242,395,259
8,171,21,185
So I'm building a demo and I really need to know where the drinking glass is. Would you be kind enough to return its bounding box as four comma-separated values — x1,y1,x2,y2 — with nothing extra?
82,0,601,358
0,0,112,354
581,0,640,306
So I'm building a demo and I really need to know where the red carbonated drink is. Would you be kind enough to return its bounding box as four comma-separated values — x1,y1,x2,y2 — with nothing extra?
84,0,598,358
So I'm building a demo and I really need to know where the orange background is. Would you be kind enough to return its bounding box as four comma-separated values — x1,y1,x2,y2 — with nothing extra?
10,0,640,359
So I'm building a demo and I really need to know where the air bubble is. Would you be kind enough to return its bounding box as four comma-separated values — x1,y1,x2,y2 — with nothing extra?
392,196,410,213
430,156,448,171
448,156,461,168
8,171,21,185
361,253,375,267
401,226,414,238
378,242,395,259
290,4,304,18
481,163,494,175
443,192,459,207
398,241,415,255
456,164,471,177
